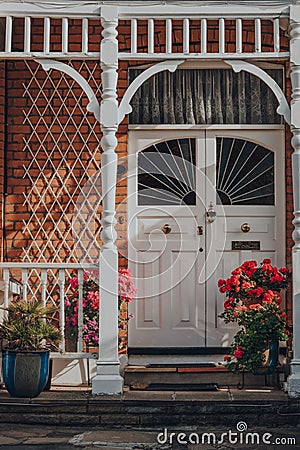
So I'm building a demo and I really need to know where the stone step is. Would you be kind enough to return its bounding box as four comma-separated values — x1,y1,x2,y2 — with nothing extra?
124,364,283,390
0,388,298,429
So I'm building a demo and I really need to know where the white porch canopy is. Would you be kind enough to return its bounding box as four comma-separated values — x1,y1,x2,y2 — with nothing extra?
0,0,300,397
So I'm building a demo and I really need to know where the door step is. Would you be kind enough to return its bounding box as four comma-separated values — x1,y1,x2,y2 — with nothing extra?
124,364,282,390
131,382,219,391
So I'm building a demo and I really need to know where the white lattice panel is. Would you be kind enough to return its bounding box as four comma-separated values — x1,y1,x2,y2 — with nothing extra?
22,60,102,269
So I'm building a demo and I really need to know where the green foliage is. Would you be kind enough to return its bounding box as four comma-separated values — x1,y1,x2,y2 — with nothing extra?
219,259,291,373
0,299,61,351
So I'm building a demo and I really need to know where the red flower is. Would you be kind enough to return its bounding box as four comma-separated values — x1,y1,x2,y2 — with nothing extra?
229,276,240,286
249,303,264,311
241,282,251,289
263,258,271,264
279,267,289,274
285,329,290,335
262,263,273,274
281,312,287,318
241,261,257,277
224,355,231,361
234,346,245,359
218,279,225,288
224,298,234,309
270,273,283,283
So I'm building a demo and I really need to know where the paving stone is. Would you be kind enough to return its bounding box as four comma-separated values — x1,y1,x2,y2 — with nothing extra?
0,436,24,446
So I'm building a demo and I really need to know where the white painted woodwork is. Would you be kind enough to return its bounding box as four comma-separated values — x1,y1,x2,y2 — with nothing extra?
92,5,123,395
82,18,88,54
128,127,285,349
205,128,285,346
22,269,28,302
166,19,172,54
58,269,65,352
0,262,97,358
274,18,280,53
77,269,84,353
24,16,31,53
131,19,137,54
62,18,68,54
0,2,290,60
236,19,242,54
5,16,12,53
148,19,154,54
255,18,262,52
183,18,189,54
44,17,50,54
219,18,225,54
201,19,207,54
225,60,291,125
288,5,300,398
41,269,47,308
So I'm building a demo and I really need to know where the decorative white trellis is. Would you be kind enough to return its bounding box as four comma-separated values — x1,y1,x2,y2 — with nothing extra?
22,60,102,264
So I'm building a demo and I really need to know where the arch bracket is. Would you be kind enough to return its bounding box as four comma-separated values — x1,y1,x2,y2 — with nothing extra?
225,60,291,125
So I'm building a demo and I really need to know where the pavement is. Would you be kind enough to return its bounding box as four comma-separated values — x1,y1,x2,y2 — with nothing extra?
0,423,299,449
0,387,298,449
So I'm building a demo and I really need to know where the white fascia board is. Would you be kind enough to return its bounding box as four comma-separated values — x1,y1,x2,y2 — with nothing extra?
0,1,101,18
118,3,290,19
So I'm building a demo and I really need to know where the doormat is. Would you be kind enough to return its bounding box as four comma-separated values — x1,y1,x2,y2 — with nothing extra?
131,383,219,391
147,363,216,368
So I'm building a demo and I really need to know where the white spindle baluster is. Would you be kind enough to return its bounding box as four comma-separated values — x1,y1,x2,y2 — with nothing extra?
5,16,12,53
82,18,88,54
41,269,47,308
148,19,154,53
77,269,84,352
44,17,50,54
24,17,31,53
255,18,262,52
166,19,172,54
62,17,68,54
201,19,207,53
274,18,280,52
219,18,225,53
3,269,9,318
22,269,28,302
131,19,137,53
183,18,189,54
59,269,65,353
236,19,242,53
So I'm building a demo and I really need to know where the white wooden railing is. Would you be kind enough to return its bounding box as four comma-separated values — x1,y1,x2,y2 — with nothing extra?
0,263,98,359
0,2,290,60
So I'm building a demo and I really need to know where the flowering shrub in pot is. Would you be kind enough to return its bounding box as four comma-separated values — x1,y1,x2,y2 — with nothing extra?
65,268,136,352
218,259,291,373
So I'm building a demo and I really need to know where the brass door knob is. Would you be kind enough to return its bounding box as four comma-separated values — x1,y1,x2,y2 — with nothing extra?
241,223,251,233
162,224,171,234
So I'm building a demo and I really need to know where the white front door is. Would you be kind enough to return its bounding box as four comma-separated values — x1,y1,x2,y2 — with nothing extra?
128,126,285,349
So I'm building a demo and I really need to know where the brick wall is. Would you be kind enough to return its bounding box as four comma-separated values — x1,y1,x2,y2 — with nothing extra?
0,61,5,264
2,19,294,340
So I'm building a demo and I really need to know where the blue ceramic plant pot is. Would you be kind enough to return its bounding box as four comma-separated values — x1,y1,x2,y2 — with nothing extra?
2,349,50,398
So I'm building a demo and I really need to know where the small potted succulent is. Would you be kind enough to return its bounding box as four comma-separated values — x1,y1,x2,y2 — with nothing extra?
0,299,61,398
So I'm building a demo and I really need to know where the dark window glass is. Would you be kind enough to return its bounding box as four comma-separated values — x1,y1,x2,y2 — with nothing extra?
138,138,196,205
216,137,274,205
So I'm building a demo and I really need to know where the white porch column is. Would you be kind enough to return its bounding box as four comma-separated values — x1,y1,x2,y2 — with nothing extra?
92,5,123,395
288,5,300,398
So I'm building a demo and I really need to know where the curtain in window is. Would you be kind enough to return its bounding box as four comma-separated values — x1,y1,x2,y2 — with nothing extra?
129,69,283,125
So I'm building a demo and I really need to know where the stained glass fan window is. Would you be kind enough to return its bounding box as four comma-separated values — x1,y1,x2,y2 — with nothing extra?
138,138,196,205
216,138,274,205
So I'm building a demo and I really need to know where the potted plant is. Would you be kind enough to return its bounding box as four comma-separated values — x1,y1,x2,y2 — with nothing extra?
0,299,61,398
65,268,136,353
218,259,291,374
